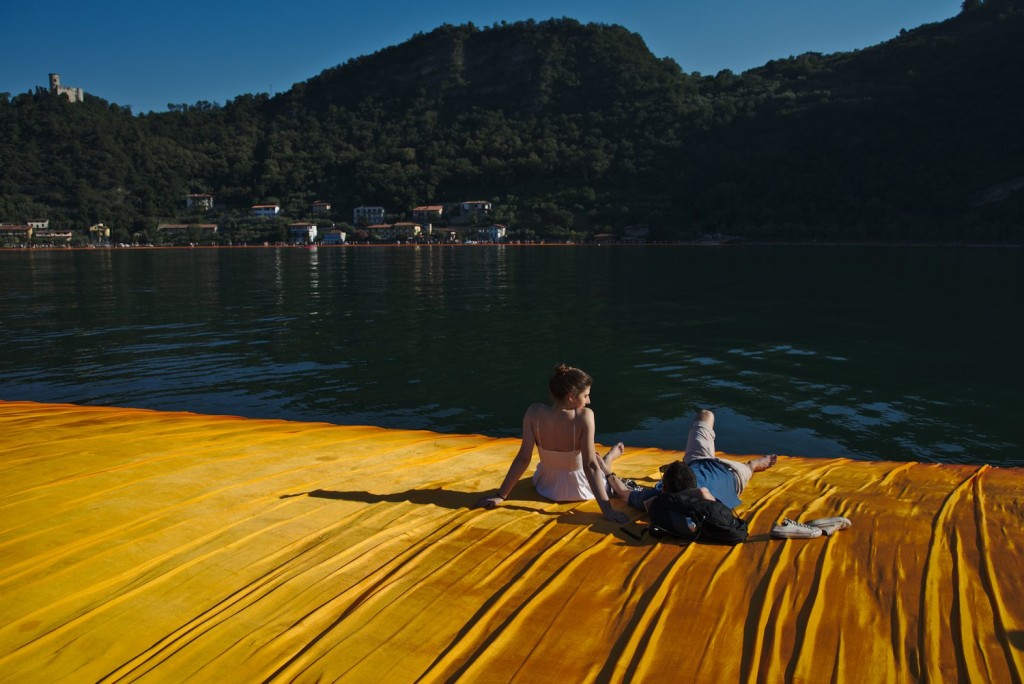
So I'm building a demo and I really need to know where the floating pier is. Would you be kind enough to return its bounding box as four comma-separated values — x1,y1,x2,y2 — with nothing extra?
1,400,1021,681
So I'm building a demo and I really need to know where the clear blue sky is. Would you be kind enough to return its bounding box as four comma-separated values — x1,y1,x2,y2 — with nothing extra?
4,0,962,114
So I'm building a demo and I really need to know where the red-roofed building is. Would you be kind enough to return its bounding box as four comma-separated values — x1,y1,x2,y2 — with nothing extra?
412,205,444,222
0,224,32,242
35,229,73,243
251,204,281,218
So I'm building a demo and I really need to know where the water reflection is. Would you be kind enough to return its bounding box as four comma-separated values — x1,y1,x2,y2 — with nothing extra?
0,246,1021,465
307,246,319,303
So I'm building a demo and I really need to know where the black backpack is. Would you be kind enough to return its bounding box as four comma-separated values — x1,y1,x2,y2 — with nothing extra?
645,491,749,545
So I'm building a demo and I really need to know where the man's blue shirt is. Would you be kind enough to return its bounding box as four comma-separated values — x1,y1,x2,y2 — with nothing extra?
627,459,740,510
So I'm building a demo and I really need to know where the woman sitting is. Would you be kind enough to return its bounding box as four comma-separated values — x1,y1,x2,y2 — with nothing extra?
475,364,630,523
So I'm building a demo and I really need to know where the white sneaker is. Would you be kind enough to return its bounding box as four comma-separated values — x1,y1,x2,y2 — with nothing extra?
771,518,823,539
806,517,852,536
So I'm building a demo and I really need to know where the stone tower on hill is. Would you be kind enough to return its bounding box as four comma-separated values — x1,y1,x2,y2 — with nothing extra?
48,73,84,103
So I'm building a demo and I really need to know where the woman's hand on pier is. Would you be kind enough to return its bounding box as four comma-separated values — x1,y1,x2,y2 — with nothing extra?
475,494,504,510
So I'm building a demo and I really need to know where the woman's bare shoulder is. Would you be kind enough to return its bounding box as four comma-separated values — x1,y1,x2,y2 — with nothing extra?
524,402,548,419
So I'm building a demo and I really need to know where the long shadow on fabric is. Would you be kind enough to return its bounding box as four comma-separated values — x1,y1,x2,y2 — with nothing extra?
281,488,674,538
280,487,561,515
281,489,770,548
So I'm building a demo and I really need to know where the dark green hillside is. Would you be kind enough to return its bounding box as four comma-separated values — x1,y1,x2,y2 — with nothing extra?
0,2,1021,243
0,93,159,236
292,20,689,117
260,19,698,234
674,0,1024,241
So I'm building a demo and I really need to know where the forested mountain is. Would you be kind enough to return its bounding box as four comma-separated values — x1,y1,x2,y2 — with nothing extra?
1,0,1022,243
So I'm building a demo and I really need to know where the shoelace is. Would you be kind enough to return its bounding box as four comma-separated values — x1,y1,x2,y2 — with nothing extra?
782,517,818,531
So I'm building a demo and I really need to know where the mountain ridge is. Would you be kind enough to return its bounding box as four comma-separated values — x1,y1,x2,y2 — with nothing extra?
1,4,1022,243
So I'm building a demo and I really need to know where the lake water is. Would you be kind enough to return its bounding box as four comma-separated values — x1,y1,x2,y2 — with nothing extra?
1,245,1021,466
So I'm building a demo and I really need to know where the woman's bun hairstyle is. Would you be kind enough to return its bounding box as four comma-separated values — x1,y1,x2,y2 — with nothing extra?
549,364,593,400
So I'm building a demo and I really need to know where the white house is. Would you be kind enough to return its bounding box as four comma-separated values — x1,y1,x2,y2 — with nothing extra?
353,205,385,225
321,229,347,245
460,200,492,213
482,224,508,241
289,222,318,244
187,194,214,210
252,204,281,218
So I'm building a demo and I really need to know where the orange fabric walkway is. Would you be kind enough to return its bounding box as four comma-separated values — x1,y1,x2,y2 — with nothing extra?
1,400,1021,682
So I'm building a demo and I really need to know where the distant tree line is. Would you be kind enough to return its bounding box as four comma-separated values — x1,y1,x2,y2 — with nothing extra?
1,2,1022,244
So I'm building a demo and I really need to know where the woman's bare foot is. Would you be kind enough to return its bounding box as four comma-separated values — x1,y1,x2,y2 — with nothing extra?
748,453,778,472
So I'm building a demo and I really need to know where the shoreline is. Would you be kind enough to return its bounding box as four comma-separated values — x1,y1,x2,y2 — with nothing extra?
2,240,1022,252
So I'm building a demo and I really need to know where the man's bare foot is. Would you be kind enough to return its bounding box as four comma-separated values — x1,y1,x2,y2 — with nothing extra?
748,453,778,472
604,442,625,464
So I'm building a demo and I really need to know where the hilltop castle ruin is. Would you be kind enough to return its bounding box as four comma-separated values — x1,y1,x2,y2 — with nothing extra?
43,73,84,103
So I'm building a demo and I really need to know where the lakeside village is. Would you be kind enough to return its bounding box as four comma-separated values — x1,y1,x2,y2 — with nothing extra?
0,195,654,249
2,75,658,249
1,75,653,248
1,73,722,250
1,196,515,248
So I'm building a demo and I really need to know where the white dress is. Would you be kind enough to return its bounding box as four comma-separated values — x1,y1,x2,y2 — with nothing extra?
530,410,595,502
